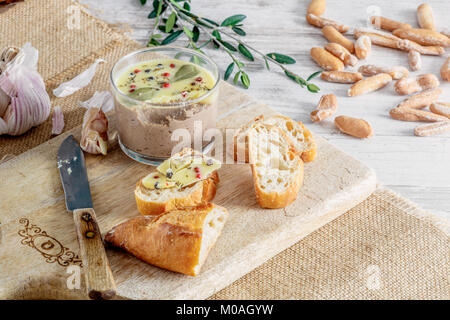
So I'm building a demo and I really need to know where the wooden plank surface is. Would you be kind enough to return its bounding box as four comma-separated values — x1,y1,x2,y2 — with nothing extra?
0,83,376,299
79,0,450,219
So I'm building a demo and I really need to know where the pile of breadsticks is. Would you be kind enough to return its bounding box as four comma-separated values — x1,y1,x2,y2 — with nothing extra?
306,0,450,138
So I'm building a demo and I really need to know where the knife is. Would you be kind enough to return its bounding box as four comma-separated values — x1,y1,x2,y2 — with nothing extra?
57,135,116,300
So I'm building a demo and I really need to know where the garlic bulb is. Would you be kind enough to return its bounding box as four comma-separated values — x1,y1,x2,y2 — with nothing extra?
79,91,114,155
0,43,51,136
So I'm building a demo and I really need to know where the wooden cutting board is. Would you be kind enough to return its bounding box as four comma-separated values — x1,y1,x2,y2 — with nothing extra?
0,82,376,299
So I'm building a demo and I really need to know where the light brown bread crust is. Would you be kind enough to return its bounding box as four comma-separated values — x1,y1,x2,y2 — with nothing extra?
104,203,228,276
135,171,219,216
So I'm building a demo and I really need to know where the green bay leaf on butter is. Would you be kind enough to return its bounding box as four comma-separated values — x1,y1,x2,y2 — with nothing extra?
173,64,200,82
127,87,157,101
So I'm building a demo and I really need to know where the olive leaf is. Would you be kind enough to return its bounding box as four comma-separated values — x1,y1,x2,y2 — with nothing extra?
307,71,322,81
165,12,177,33
183,1,190,11
221,14,247,27
240,72,250,89
140,0,147,5
173,64,200,81
307,83,320,93
161,29,183,45
233,71,241,85
192,26,200,42
219,40,237,52
232,26,246,36
183,26,194,38
267,52,296,64
224,62,234,81
128,87,157,101
238,44,254,61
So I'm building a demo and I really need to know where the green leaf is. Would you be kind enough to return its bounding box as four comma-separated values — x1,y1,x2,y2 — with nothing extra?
233,71,241,85
224,62,234,81
241,72,250,89
161,30,183,45
183,1,190,11
140,0,147,5
202,18,219,26
212,30,221,41
232,26,246,36
307,83,320,93
221,14,247,27
173,64,200,81
128,87,158,101
148,10,157,19
238,44,254,61
307,71,322,81
267,52,296,64
152,34,162,39
285,70,306,87
152,0,160,9
219,40,237,52
165,12,177,33
183,26,194,38
192,26,200,42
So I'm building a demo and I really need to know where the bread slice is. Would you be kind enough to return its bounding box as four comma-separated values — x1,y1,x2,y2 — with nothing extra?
263,115,317,162
104,203,228,276
135,171,219,216
248,123,304,209
233,115,264,163
233,115,317,163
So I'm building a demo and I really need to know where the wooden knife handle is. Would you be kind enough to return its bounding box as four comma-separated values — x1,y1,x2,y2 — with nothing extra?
73,208,116,300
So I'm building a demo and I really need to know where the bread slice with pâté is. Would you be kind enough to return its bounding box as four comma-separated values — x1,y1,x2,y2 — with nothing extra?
135,148,221,216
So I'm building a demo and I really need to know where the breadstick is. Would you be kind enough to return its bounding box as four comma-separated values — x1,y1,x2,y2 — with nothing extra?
430,102,450,118
397,88,442,109
441,57,450,81
355,35,371,59
417,3,436,31
335,116,373,138
321,71,363,84
414,121,450,136
441,28,450,38
390,107,448,122
310,47,344,71
355,29,445,55
408,50,421,71
307,0,326,16
358,65,409,80
348,73,392,97
324,43,358,66
310,93,337,122
322,26,354,53
393,28,450,47
394,74,439,95
370,16,411,32
306,14,349,33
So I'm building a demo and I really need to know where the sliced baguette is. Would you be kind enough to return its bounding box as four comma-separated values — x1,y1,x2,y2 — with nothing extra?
233,115,317,163
105,203,228,276
135,171,219,216
248,123,304,209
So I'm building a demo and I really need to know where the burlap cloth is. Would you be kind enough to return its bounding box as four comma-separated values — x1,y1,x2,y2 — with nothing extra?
1,0,448,300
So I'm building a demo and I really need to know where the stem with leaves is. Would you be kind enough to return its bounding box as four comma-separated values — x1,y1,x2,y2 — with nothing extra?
140,0,321,92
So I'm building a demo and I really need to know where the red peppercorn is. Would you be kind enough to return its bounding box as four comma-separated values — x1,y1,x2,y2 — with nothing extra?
162,83,170,88
170,63,175,68
194,167,200,173
195,77,203,82
181,91,187,97
130,84,136,88
196,173,201,179
162,72,170,77
129,89,135,93
134,69,141,73
154,175,159,179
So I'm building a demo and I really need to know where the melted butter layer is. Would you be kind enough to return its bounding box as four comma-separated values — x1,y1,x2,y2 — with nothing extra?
116,59,215,104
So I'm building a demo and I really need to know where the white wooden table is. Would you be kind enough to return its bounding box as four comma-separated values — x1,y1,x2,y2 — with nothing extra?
80,0,450,219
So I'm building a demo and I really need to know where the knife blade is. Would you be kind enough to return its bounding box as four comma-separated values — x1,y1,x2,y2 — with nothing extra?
58,135,116,300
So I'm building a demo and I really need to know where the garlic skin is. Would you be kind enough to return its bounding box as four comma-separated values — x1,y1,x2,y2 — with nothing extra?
51,105,64,135
79,91,114,155
0,43,51,136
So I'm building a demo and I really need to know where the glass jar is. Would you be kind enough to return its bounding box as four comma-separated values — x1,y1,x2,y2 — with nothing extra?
110,46,220,165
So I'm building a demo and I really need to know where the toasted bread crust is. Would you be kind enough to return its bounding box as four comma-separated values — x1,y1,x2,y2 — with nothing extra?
135,171,219,216
105,204,226,276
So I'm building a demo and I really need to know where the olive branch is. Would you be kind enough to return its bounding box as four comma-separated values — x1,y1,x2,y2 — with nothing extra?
140,0,321,92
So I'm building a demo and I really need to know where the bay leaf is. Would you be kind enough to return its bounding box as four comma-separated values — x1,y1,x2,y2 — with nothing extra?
173,64,199,82
127,87,157,101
